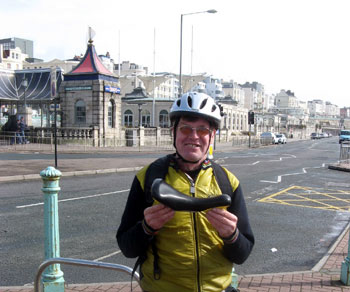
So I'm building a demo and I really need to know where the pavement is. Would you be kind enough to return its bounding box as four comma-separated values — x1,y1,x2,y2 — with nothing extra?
1,141,350,291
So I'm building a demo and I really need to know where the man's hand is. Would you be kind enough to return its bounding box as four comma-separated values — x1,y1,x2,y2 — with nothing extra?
144,204,175,231
206,208,237,238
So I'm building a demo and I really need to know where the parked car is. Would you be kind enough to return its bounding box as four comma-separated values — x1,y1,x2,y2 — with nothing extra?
311,133,320,139
260,132,278,144
275,133,287,144
339,130,350,144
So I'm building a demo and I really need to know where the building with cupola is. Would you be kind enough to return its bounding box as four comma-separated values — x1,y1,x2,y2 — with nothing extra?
59,37,121,144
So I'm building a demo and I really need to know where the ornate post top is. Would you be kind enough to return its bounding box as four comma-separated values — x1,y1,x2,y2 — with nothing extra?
40,166,62,179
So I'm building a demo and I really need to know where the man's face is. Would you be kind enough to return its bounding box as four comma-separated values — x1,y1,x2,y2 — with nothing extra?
175,117,215,163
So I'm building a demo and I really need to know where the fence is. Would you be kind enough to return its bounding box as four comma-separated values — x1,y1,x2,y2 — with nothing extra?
0,126,289,152
0,127,174,152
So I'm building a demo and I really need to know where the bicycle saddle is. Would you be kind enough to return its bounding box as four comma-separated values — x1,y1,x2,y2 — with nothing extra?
151,178,231,212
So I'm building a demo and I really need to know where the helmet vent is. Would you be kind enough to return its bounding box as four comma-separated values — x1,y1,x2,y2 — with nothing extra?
187,96,193,108
199,98,208,109
211,105,217,112
176,99,181,107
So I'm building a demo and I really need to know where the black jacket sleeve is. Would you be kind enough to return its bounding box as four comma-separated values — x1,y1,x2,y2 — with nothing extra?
223,184,255,264
116,176,153,258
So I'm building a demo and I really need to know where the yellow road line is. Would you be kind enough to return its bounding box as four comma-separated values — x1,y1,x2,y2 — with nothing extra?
257,185,350,212
302,189,350,204
288,192,341,210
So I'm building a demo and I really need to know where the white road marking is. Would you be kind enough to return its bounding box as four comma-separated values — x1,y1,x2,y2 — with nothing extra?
260,163,329,184
222,154,295,167
16,189,130,209
94,250,122,261
260,176,282,184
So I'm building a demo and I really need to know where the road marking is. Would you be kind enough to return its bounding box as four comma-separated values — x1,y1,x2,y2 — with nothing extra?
260,176,282,184
260,163,327,184
16,189,130,209
258,186,350,211
221,153,296,167
94,250,121,261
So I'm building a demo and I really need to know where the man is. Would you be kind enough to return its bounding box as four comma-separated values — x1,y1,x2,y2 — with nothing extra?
19,116,27,144
117,92,254,292
15,119,23,144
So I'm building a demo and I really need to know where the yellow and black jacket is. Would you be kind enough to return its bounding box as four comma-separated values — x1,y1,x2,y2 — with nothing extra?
117,155,254,292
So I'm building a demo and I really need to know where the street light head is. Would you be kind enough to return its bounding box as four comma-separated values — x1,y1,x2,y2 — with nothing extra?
22,79,28,88
207,9,217,14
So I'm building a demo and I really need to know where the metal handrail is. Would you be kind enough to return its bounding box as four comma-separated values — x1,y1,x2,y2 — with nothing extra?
34,257,140,292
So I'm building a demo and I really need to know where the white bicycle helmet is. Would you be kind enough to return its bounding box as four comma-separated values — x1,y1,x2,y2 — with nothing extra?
170,92,223,129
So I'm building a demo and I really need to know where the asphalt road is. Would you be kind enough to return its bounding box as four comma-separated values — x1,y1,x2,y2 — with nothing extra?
1,137,350,286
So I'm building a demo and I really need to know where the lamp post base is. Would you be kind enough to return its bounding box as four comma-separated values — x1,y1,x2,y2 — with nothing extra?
42,277,65,292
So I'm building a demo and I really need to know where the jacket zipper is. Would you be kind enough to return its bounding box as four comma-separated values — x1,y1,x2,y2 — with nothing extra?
186,174,201,292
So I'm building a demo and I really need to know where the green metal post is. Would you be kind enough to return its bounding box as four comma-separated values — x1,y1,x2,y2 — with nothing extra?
341,230,350,285
40,166,65,292
231,267,239,289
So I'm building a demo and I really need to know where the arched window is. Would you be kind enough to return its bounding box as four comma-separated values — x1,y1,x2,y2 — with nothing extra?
75,100,86,124
123,109,133,127
142,110,151,127
159,110,169,128
108,100,115,128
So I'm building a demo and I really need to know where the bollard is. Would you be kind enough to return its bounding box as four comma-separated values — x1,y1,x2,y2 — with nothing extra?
231,267,239,289
341,230,350,285
40,166,65,292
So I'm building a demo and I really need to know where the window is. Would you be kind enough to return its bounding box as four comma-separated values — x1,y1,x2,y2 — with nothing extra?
123,109,133,127
108,100,115,128
142,110,151,127
75,100,86,124
159,110,169,128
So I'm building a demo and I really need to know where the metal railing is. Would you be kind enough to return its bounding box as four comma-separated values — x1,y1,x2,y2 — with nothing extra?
34,257,140,292
0,132,174,152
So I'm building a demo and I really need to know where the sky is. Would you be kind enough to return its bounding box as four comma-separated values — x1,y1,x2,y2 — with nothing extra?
1,0,350,107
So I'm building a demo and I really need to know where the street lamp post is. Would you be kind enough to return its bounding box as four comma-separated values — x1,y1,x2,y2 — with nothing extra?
22,78,28,108
138,104,143,128
179,9,217,97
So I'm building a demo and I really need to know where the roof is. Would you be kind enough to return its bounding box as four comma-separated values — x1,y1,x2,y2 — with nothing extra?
64,41,118,82
0,68,62,102
123,87,149,100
